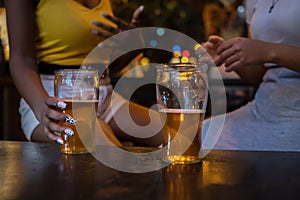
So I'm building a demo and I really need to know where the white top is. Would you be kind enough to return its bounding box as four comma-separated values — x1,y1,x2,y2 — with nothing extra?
247,0,300,122
203,0,300,151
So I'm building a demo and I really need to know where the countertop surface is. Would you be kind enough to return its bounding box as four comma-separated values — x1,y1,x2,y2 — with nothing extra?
1,141,300,200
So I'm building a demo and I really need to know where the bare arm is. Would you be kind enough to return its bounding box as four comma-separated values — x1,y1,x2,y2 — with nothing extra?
203,15,300,87
216,38,300,73
5,0,69,142
214,21,300,79
232,65,267,87
265,43,300,73
216,38,300,87
109,102,162,147
201,35,267,87
6,0,46,114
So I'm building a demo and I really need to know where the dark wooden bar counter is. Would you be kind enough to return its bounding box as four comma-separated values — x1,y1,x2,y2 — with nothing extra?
1,141,300,200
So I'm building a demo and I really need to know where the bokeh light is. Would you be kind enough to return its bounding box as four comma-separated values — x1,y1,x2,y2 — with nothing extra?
169,57,181,64
150,39,158,47
194,43,201,51
182,50,190,58
181,57,189,63
140,57,150,65
172,45,181,52
156,28,165,36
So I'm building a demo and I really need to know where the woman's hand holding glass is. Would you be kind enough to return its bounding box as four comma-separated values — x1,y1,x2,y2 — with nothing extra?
36,96,73,144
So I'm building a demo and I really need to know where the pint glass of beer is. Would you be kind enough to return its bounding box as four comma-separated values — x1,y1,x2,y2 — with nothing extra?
54,69,99,154
156,63,208,164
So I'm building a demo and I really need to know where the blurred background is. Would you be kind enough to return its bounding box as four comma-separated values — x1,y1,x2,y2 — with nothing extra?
111,0,246,41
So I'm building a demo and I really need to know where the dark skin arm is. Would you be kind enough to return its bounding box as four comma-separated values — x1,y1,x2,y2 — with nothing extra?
109,102,163,147
203,21,300,86
91,5,163,146
201,35,267,87
5,0,69,142
215,37,300,74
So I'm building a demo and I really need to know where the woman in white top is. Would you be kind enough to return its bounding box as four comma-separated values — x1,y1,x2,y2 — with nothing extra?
202,0,300,151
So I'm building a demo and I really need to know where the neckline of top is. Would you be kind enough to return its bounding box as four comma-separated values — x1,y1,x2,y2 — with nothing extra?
73,0,102,10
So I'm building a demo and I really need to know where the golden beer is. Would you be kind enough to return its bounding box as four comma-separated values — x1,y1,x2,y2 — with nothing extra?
60,99,97,154
160,109,204,164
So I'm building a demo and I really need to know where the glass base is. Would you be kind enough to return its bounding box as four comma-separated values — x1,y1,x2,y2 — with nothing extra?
163,155,202,165
60,147,95,154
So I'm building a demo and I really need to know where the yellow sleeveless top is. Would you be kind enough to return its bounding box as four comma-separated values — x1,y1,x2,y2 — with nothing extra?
35,0,114,65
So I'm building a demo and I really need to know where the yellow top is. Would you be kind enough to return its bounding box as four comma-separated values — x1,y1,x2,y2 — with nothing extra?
0,8,9,61
35,0,114,66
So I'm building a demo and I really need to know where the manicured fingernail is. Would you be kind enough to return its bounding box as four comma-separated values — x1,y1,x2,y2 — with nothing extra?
91,20,99,26
101,11,108,17
65,116,77,125
57,101,66,109
56,139,64,144
91,29,99,35
138,5,144,12
64,129,74,136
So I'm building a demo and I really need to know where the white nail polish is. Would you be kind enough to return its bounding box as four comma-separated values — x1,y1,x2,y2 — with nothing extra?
64,129,74,136
139,5,144,12
56,139,64,144
57,101,66,109
91,29,98,35
63,134,68,140
101,11,107,16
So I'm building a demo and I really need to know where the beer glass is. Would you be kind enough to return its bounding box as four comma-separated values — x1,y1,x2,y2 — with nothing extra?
54,69,99,154
156,63,208,164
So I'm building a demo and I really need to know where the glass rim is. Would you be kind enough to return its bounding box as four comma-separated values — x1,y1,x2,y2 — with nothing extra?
157,63,208,71
54,69,99,77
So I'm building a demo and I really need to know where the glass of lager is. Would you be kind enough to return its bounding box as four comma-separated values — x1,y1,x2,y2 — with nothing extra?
156,63,208,164
54,69,99,154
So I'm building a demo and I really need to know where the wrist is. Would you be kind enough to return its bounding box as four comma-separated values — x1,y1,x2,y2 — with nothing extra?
34,96,49,122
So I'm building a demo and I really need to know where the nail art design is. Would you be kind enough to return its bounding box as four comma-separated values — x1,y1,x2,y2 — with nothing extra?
65,116,77,125
64,129,74,136
63,134,68,140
